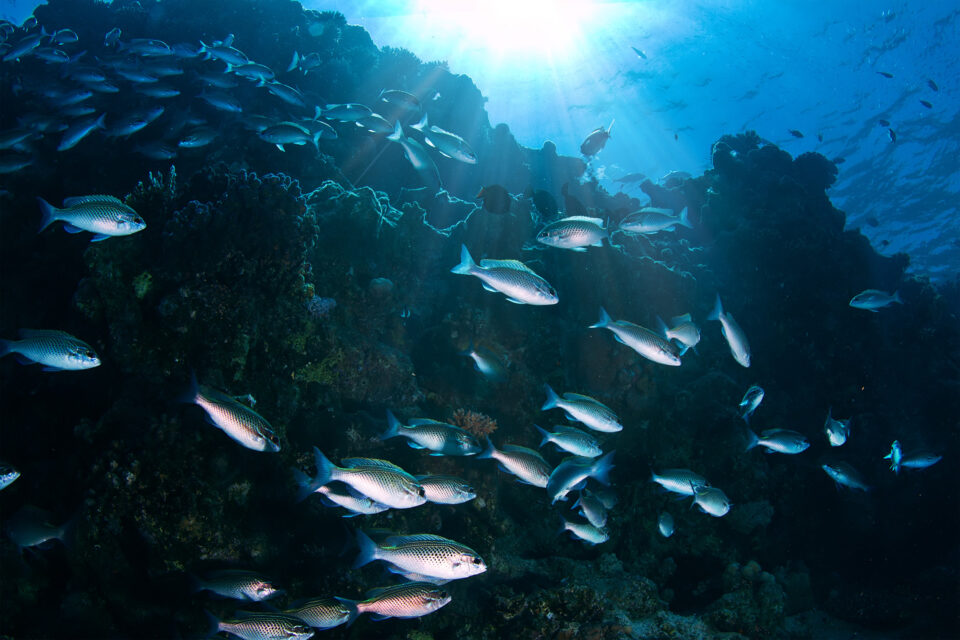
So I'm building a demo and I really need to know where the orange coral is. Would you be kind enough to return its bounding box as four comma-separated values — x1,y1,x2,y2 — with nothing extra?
451,409,498,438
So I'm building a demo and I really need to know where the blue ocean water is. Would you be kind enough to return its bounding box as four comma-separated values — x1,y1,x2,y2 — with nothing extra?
0,1,957,639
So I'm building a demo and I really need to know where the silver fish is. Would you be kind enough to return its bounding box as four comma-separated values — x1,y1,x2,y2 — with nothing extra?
192,570,279,601
321,103,372,122
104,27,121,47
824,408,850,447
562,518,609,544
589,307,681,366
352,582,451,620
233,63,275,86
739,385,764,422
118,38,172,57
265,81,307,108
0,329,100,371
3,33,43,61
382,411,481,456
651,468,708,496
135,142,177,160
459,341,507,382
284,597,356,629
658,512,674,537
387,121,440,186
0,464,21,491
416,475,476,504
665,313,701,350
198,90,242,113
5,506,71,549
536,216,607,251
619,207,692,234
354,531,486,581
57,113,105,151
546,452,615,504
199,41,249,68
213,612,314,640
178,126,218,148
0,127,33,149
53,29,78,45
302,448,425,509
542,384,623,433
258,122,318,152
451,245,558,305
849,289,902,311
0,155,32,174
181,375,280,452
306,482,391,516
692,486,732,517
746,429,810,454
38,195,145,240
356,113,394,134
477,441,553,488
573,489,608,528
822,461,870,491
708,294,751,368
411,114,477,164
380,89,421,112
901,452,942,470
535,424,602,458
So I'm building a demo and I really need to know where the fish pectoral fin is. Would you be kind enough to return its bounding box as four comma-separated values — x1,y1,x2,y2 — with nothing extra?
63,224,85,234
428,452,446,457
90,234,111,242
275,144,285,152
370,614,391,621
505,298,527,304
406,441,426,449
41,365,68,371
570,247,587,252
612,334,628,346
481,282,498,292
14,355,33,365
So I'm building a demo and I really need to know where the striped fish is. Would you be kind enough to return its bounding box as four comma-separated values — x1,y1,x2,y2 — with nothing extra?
589,307,681,366
181,374,280,452
451,245,558,305
351,582,451,620
37,194,145,241
0,329,100,371
354,531,486,581
477,441,553,488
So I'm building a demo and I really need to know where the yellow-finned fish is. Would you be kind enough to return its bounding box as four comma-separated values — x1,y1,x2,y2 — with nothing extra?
37,195,145,241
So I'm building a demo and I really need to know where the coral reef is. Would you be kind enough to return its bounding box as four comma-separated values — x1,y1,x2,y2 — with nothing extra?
450,409,498,439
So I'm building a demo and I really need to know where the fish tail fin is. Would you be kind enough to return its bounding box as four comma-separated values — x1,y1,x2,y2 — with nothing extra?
37,197,60,233
745,429,760,451
655,315,669,338
591,451,615,485
292,467,323,502
707,294,723,322
203,610,221,639
450,244,476,275
382,410,402,440
678,206,693,229
476,439,497,459
0,339,11,359
534,424,552,448
94,113,106,131
286,50,299,72
311,130,322,152
176,370,201,404
892,290,902,304
588,306,612,329
541,384,561,410
310,446,335,487
457,339,475,358
198,40,210,58
335,597,360,625
387,120,403,142
412,113,428,131
353,530,378,569
607,118,615,133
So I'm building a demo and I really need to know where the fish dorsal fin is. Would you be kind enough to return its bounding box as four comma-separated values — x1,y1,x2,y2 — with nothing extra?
479,258,536,274
341,457,407,473
501,444,545,459
562,392,607,407
407,418,445,426
18,329,73,339
671,313,693,326
63,195,125,207
560,215,605,226
554,424,589,435
384,533,451,546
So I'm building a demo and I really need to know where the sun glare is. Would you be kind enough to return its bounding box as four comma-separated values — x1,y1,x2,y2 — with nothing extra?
414,0,596,62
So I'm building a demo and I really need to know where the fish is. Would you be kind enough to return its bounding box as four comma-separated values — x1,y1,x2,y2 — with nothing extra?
542,385,623,433
135,142,177,160
57,113,106,151
477,441,552,487
919,100,933,109
379,89,421,113
817,133,824,142
739,385,764,422
410,114,478,164
746,429,810,454
650,468,709,496
382,411,482,456
198,90,242,113
172,42,202,58
876,71,893,78
901,452,942,471
0,329,100,371
178,126,218,148
888,128,897,142
104,27,121,47
822,461,870,491
619,207,692,234
354,531,486,581
233,63,275,86
0,127,34,150
33,47,71,64
118,38,172,57
192,570,279,601
38,195,145,240
573,490,608,528
884,440,904,473
536,216,607,251
284,597,356,629
589,307,682,367
287,51,323,74
3,33,43,61
824,408,850,447
5,506,72,549
321,103,372,122
631,46,647,59
387,121,440,187
459,341,507,382
197,72,238,89
0,464,21,491
615,172,647,184
561,518,609,545
258,122,320,152
580,120,614,157
927,79,939,92
210,611,314,640
299,448,425,509
104,109,164,138
707,294,751,368
788,129,804,138
180,374,280,452
451,245,558,305
416,475,476,504
199,41,249,68
351,582,451,621
664,313,701,351
535,424,602,458
292,470,390,515
546,452,615,504
878,119,890,127
356,113,394,134
658,512,674,538
265,82,307,108
476,184,512,214
849,289,902,311
692,486,732,517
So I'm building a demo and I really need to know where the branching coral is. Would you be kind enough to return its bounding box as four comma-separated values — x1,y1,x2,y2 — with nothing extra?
450,409,498,438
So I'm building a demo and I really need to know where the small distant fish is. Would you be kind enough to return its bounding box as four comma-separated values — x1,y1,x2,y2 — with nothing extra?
619,207,692,234
3,33,43,62
651,468,708,496
615,172,646,184
692,486,731,517
0,155,32,174
822,461,870,491
416,475,476,504
817,133,824,142
708,294,751,368
477,441,552,487
537,216,607,251
258,122,318,152
299,448,425,509
210,612,314,640
739,385,764,422
293,476,390,516
5,506,72,549
546,452,615,504
172,42,202,58
379,89,421,113
876,71,893,78
631,46,647,59
878,119,890,127
0,329,100,371
788,129,804,138
356,112,394,134
284,597,356,629
0,464,21,491
661,170,692,188
884,440,904,473
581,120,614,157
178,126,218,148
386,121,439,186
658,512,674,538
589,307,681,367
118,38,172,57
321,103,372,122
233,62,276,86
180,374,280,452
888,128,897,142
199,40,249,68
459,341,507,382
542,384,623,433
573,489,608,528
104,28,121,47
919,100,932,109
354,531,486,581
57,113,105,151
664,313,700,351
382,410,482,456
198,90,243,113
38,195,145,240
52,29,78,45
927,79,939,92
746,429,810,454
865,216,880,227
351,582,451,621
535,424,602,458
849,289,902,311
561,518,609,545
192,570,279,601
411,114,478,164
824,408,850,447
451,245,558,305
265,82,307,108
901,451,942,471
476,184,512,214
135,142,177,160
33,47,70,64
833,156,846,165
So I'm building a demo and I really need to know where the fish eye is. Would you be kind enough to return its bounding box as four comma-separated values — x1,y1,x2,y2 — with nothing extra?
417,487,426,497
472,556,482,564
